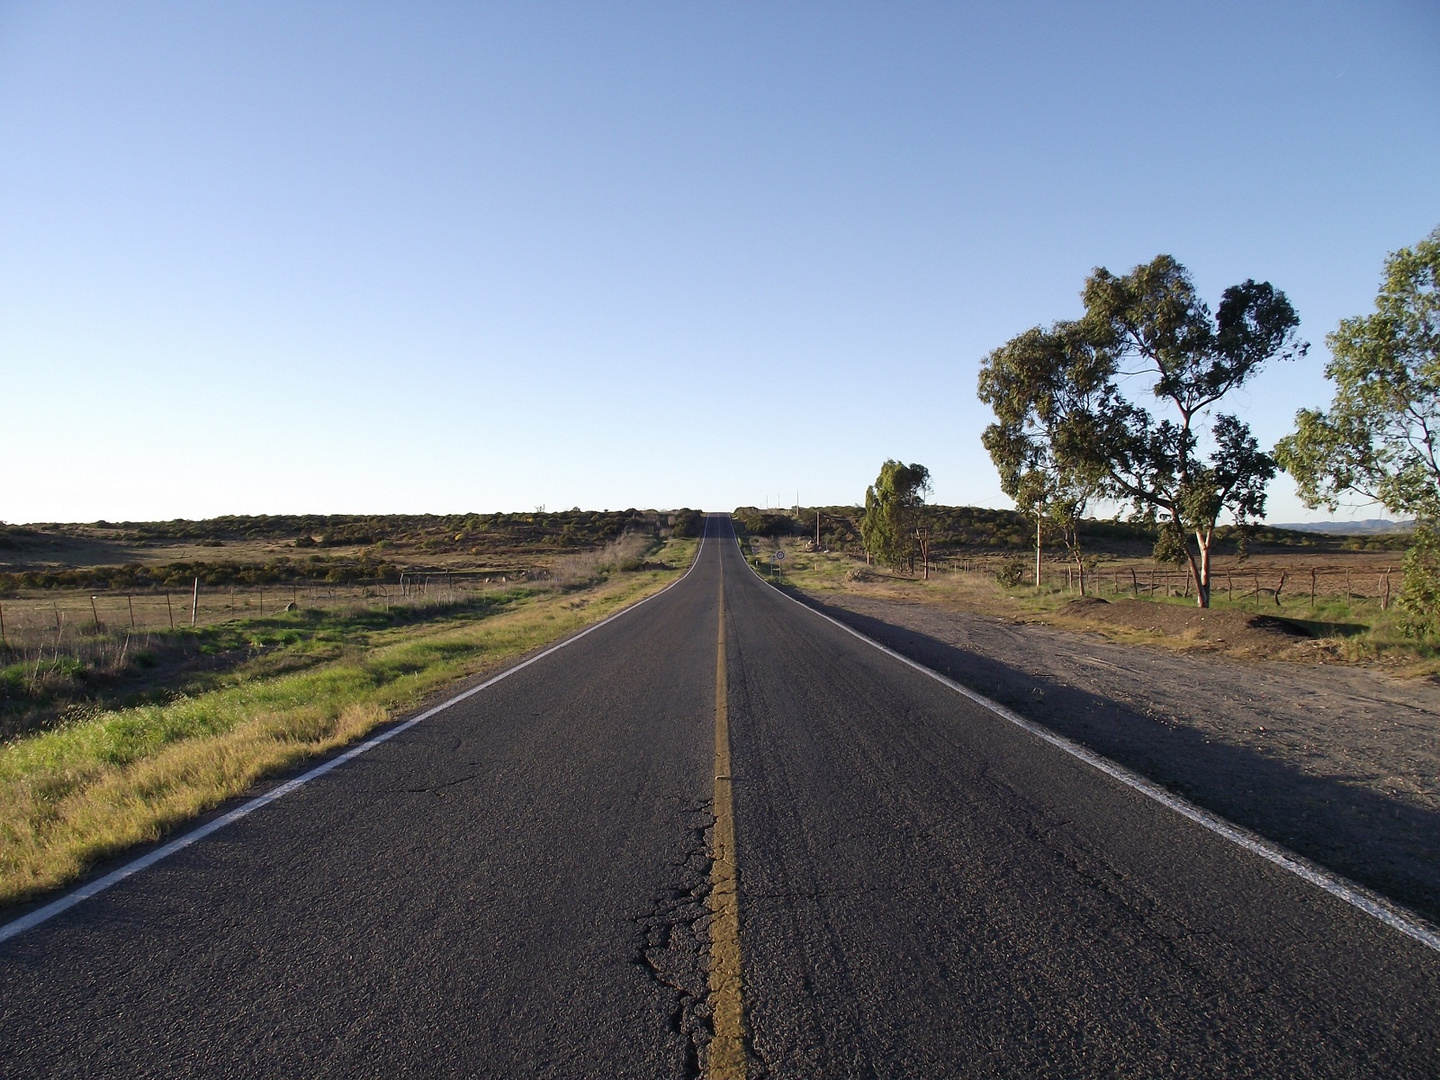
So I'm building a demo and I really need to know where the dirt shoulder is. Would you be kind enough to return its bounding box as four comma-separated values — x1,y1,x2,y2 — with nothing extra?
784,584,1440,926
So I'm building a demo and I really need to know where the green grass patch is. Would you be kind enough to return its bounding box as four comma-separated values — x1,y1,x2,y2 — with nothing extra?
0,538,697,908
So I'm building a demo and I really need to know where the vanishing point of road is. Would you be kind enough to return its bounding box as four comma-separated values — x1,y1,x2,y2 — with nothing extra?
2,514,1437,1077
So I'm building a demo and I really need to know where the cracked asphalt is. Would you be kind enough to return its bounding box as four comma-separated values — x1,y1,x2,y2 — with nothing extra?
2,514,1439,1078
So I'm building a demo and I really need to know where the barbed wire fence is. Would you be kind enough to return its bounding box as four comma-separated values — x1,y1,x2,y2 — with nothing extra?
936,556,1400,611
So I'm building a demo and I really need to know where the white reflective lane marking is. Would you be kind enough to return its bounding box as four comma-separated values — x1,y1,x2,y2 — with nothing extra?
745,543,1440,955
0,528,711,945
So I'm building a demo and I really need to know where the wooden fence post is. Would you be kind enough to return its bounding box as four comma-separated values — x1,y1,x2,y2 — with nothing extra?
1310,569,1316,608
90,595,101,631
166,592,175,629
191,577,199,627
0,600,6,648
127,594,135,628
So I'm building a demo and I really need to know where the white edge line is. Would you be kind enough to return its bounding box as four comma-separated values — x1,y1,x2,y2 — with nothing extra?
742,538,1440,955
0,528,711,946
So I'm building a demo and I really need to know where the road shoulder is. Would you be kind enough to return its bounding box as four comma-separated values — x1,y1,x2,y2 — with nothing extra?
784,584,1440,925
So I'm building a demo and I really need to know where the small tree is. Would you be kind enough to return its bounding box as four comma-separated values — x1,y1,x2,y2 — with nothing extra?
861,460,932,574
1275,226,1440,633
979,322,1110,593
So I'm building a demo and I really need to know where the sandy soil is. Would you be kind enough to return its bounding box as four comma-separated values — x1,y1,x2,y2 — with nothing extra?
789,586,1440,925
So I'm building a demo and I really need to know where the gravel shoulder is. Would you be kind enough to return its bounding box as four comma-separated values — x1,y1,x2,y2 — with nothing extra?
786,584,1440,925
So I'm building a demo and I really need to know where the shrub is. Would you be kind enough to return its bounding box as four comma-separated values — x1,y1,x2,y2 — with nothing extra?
996,559,1026,587
671,509,703,539
1400,523,1440,638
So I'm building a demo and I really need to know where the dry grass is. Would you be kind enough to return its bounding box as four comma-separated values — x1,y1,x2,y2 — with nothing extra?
0,578,524,645
0,701,387,903
770,540,1440,674
551,532,655,585
0,538,697,908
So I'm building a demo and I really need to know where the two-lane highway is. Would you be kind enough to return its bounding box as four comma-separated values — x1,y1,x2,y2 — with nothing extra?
2,513,1438,1077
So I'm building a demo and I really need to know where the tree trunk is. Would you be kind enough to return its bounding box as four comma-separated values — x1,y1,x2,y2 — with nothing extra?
1034,516,1042,588
1187,527,1213,608
1063,521,1087,597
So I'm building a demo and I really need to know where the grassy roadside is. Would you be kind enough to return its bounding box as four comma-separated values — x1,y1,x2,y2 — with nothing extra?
0,538,698,909
755,539,1440,674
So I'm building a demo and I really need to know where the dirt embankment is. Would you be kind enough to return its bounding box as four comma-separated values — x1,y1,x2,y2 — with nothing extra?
789,587,1440,926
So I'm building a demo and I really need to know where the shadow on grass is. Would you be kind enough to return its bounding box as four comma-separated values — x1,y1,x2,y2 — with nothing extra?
1283,618,1371,638
784,585,1440,927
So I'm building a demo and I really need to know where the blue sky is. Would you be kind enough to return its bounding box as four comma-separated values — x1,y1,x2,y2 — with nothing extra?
3,2,1437,523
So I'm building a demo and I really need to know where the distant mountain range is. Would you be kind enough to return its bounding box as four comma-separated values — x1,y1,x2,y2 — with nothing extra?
1270,519,1415,535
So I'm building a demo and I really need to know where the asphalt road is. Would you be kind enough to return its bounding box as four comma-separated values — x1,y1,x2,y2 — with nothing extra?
2,514,1438,1078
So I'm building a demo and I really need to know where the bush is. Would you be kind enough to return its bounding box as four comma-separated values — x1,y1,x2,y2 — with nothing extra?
996,558,1026,587
671,509,703,539
1400,523,1440,638
734,511,796,538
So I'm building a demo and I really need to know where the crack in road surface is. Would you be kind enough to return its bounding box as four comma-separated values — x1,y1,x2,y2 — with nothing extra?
630,803,715,1080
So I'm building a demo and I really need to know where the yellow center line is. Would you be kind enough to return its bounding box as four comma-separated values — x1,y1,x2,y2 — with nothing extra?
709,568,748,1078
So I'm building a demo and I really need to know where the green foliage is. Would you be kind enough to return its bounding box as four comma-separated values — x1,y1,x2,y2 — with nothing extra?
733,511,797,538
861,461,931,571
979,254,1305,606
1275,226,1440,524
995,558,1026,587
1399,523,1440,637
1274,226,1440,639
20,510,665,552
978,321,1112,581
1152,522,1190,565
670,508,704,539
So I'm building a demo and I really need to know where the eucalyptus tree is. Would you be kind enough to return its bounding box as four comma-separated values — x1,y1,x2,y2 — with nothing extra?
978,255,1305,607
979,321,1110,592
1276,226,1440,631
1083,257,1306,605
861,460,932,575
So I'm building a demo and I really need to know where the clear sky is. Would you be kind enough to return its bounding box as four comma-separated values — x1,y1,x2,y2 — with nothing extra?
3,2,1437,523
